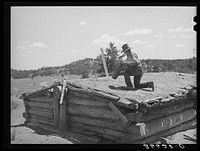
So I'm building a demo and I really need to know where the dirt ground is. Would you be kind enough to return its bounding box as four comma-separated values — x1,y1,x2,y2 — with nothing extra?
10,72,196,144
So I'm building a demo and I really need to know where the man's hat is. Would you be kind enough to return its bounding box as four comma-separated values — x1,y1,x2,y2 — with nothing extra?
121,43,132,52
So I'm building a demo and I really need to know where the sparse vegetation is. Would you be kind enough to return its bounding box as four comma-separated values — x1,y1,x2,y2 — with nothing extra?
11,96,19,111
11,42,196,79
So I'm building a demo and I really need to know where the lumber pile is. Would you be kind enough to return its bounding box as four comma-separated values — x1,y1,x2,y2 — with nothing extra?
22,80,196,144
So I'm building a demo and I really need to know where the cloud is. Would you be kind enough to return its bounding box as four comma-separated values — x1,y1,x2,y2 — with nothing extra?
136,44,154,50
132,40,147,45
181,35,195,39
28,42,47,48
46,50,61,55
71,50,78,53
120,28,152,36
16,45,27,49
78,21,86,26
174,44,185,48
93,34,125,47
169,35,177,38
154,34,165,39
169,27,193,32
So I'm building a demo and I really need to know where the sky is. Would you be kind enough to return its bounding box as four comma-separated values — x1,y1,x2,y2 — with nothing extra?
11,6,196,70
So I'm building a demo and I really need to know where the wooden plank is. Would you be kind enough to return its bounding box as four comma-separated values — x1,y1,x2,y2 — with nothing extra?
28,108,54,119
116,97,139,110
30,114,53,121
69,121,129,138
125,111,143,122
133,118,196,144
53,98,60,129
70,126,98,136
25,82,60,97
108,102,128,126
26,122,56,132
101,48,109,77
69,115,124,131
27,101,53,110
27,117,54,126
52,86,61,100
68,95,108,107
92,91,119,101
126,108,196,139
60,97,67,130
143,101,194,122
143,96,162,104
28,96,54,103
22,98,29,120
67,103,119,120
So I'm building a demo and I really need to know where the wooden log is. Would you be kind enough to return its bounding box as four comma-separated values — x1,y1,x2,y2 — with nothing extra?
28,108,54,118
26,121,55,131
68,115,124,131
26,89,49,98
27,117,54,126
142,101,194,122
25,82,60,97
123,108,196,143
143,96,162,104
68,89,91,100
116,97,139,110
27,101,53,110
70,126,98,136
133,118,196,144
22,98,29,120
127,101,194,123
125,111,143,122
28,96,54,103
53,98,60,129
92,90,119,101
101,48,109,77
26,121,100,144
67,103,119,120
53,86,61,100
69,121,130,138
30,114,53,121
60,97,67,130
68,95,108,107
145,96,192,111
108,102,128,126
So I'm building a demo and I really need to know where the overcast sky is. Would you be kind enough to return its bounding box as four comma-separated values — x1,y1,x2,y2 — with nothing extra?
11,6,196,70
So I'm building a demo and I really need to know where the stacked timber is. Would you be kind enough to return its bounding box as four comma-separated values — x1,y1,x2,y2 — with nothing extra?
22,80,196,144
64,82,196,143
22,81,62,129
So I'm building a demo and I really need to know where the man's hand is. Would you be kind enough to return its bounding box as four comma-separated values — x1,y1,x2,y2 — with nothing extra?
118,54,125,60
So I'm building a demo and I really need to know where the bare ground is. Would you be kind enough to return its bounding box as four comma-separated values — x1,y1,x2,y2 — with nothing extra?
10,72,196,144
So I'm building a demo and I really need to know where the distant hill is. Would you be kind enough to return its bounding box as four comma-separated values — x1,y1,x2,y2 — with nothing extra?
11,57,196,79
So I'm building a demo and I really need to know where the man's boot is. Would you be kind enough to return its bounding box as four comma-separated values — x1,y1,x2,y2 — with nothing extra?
149,82,154,91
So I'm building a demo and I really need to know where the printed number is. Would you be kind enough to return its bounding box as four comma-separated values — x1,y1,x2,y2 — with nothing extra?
168,144,174,149
150,144,155,149
179,144,185,149
143,144,149,149
162,144,167,148
156,144,160,149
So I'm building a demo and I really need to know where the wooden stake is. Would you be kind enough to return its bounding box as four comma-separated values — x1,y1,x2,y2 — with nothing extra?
108,102,128,126
100,48,109,77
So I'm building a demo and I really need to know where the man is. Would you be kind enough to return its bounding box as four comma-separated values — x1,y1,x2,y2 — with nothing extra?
112,43,154,91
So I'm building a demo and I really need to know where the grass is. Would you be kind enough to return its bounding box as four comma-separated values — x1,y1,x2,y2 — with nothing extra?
10,74,82,111
11,96,19,111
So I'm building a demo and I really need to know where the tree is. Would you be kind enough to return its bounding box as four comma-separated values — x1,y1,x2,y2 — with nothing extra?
96,42,120,76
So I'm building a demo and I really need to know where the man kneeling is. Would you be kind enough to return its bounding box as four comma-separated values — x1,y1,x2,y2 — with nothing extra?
112,43,154,91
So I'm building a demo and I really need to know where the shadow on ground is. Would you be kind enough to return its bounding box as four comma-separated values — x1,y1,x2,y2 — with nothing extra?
109,85,152,92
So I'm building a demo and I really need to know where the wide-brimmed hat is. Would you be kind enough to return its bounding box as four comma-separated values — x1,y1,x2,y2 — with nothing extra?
121,43,132,52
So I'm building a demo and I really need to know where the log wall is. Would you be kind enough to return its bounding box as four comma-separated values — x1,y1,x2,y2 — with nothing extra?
22,81,196,144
